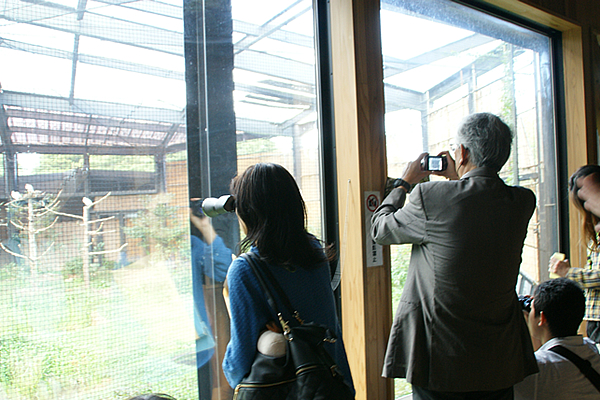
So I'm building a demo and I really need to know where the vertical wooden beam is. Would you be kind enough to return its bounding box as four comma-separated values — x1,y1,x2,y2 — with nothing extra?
560,26,588,268
329,0,393,399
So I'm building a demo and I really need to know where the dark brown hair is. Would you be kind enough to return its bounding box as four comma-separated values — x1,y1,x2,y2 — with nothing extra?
533,278,585,338
569,164,600,251
125,394,177,400
230,163,326,269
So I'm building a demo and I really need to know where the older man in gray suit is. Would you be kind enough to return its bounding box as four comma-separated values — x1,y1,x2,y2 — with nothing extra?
371,113,538,400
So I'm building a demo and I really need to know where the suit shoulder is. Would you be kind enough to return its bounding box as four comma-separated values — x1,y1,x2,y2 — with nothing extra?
512,185,536,200
509,185,536,213
412,179,448,193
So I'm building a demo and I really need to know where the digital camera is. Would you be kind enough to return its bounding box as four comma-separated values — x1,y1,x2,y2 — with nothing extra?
518,295,533,313
421,155,448,171
190,199,204,217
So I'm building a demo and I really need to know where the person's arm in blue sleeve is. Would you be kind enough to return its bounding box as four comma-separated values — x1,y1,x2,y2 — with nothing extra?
205,236,231,282
222,256,274,388
190,211,232,282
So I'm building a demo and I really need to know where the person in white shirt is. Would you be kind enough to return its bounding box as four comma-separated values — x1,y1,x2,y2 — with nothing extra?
515,278,600,399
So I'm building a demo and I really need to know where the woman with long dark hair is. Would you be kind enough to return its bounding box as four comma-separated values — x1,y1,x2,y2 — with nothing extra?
550,164,600,343
221,163,354,392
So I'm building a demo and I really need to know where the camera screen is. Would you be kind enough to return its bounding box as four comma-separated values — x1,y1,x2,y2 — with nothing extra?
428,157,443,171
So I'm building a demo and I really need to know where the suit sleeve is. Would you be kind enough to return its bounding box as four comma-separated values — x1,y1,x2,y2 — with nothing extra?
371,185,427,245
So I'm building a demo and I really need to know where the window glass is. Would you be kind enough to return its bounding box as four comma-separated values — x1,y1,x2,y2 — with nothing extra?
381,0,559,397
0,0,322,399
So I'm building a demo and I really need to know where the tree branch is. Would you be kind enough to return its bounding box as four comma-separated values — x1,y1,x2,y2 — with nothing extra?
0,243,30,260
89,192,111,207
46,208,83,220
89,243,128,255
31,242,55,261
10,220,25,231
87,216,115,225
33,217,59,234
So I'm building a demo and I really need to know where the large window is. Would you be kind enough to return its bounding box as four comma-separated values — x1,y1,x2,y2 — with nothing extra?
380,0,560,397
0,0,325,399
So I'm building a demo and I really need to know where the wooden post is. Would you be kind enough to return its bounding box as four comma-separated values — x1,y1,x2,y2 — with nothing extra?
329,0,393,398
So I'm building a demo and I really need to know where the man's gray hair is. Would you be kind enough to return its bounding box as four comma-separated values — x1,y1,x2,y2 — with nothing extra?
456,113,513,172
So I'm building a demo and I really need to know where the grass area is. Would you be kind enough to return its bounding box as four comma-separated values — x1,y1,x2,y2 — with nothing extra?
0,257,199,400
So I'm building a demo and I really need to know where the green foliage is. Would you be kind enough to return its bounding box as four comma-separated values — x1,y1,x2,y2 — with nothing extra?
390,244,411,311
0,263,21,280
0,335,97,398
61,257,119,281
390,245,413,398
29,154,156,175
30,154,83,175
394,378,412,399
90,155,155,172
7,193,60,233
237,138,277,155
61,257,84,279
60,284,94,330
0,268,197,400
123,194,187,260
165,151,187,162
4,192,62,277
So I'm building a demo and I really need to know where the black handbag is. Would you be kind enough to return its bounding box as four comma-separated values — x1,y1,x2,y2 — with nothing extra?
233,252,354,400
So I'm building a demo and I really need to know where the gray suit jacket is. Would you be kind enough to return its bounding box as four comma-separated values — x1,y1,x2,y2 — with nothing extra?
371,167,538,392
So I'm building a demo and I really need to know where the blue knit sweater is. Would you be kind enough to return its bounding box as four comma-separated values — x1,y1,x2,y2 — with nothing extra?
222,246,354,392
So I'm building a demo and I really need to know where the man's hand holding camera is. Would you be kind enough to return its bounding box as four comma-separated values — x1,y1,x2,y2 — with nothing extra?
429,150,460,181
398,150,460,188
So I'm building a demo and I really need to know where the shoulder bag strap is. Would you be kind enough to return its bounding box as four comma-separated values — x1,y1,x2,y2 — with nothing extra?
549,344,600,392
240,253,280,316
241,252,301,326
246,252,298,317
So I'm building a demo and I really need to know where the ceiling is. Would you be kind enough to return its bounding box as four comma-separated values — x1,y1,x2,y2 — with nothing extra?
0,0,515,157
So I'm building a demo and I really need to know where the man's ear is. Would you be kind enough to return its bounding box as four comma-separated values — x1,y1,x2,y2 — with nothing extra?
538,311,547,327
458,145,469,167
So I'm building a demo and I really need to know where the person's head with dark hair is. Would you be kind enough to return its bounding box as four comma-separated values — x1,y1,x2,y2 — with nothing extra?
230,163,325,269
455,112,513,172
529,278,585,341
569,164,600,251
125,394,177,400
